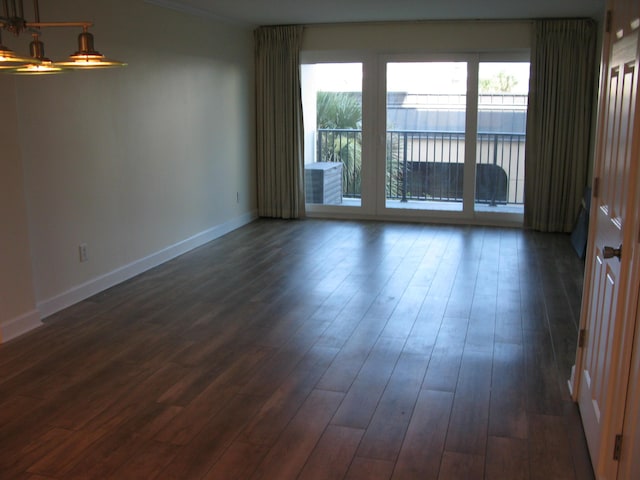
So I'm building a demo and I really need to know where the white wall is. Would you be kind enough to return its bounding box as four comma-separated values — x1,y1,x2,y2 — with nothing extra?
0,77,40,342
302,20,531,53
1,0,256,340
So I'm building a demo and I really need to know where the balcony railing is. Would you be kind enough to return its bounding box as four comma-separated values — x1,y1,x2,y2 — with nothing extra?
316,128,363,198
316,128,525,205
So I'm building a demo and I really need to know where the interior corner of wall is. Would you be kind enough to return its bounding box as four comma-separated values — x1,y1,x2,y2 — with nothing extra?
0,310,43,344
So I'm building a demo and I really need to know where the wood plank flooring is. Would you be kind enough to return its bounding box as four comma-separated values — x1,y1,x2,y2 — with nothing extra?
0,219,594,479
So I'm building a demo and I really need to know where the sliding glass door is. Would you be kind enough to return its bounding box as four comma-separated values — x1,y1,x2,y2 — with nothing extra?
301,63,363,209
300,55,529,222
385,62,468,212
475,62,529,214
382,59,528,218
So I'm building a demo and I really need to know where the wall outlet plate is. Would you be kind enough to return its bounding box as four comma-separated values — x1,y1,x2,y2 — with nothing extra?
79,243,88,263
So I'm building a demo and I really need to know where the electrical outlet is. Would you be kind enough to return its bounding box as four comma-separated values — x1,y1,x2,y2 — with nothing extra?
79,243,88,263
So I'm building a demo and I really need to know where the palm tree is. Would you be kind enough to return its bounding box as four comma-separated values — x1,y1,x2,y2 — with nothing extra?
316,92,362,196
317,92,362,129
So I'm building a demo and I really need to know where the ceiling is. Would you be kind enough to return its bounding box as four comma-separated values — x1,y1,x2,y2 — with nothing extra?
151,0,606,26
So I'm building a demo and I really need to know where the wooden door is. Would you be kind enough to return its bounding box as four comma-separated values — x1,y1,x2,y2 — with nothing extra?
573,0,640,478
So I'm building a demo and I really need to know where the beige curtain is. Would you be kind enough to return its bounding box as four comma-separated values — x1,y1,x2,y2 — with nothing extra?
524,19,597,232
255,25,305,219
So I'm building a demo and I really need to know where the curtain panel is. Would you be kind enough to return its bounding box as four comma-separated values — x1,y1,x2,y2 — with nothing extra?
524,19,598,232
254,25,305,219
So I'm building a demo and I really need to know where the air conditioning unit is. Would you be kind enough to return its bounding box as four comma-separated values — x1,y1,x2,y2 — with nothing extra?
304,162,343,205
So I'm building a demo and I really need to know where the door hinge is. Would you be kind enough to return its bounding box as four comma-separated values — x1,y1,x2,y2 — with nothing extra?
613,434,623,460
593,177,600,198
578,329,587,348
606,10,613,34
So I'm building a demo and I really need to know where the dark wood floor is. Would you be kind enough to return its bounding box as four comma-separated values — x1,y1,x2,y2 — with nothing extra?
0,219,594,479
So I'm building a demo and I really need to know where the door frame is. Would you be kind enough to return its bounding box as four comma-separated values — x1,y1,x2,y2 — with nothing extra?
375,53,478,221
618,283,640,477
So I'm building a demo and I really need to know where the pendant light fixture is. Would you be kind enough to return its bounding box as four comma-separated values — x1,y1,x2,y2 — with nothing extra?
11,32,64,74
0,0,126,75
55,27,125,69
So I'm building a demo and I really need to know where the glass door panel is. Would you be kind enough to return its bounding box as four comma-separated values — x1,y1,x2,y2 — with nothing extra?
385,62,467,211
301,63,363,208
475,62,529,213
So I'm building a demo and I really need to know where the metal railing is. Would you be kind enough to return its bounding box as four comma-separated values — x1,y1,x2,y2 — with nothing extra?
317,128,362,198
476,131,526,205
316,128,525,205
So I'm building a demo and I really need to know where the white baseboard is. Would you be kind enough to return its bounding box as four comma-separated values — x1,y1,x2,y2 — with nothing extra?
0,310,42,343
37,211,257,320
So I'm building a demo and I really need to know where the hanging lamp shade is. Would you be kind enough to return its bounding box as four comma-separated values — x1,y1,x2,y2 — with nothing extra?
0,32,36,69
55,30,126,69
12,60,64,74
11,35,65,75
0,46,34,69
